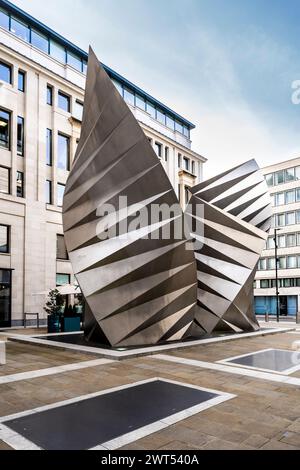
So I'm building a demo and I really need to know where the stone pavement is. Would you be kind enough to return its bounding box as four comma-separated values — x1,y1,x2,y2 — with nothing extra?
0,328,299,450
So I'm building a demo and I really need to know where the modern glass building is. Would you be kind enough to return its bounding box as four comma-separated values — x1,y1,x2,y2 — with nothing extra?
0,0,206,326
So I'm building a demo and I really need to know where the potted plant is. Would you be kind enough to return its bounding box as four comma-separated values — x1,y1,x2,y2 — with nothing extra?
44,288,64,333
61,304,81,333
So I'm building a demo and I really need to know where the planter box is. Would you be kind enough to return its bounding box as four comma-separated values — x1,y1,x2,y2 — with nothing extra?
47,315,60,333
61,316,81,333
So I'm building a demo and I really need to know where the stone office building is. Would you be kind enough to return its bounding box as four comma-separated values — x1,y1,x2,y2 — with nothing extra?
0,0,206,326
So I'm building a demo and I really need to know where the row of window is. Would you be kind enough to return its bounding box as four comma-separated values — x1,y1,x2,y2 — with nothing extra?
0,7,190,138
0,166,24,198
0,60,25,92
272,188,300,207
178,154,196,174
257,278,300,289
265,166,300,187
266,232,300,249
271,210,300,228
0,224,68,260
258,255,300,270
0,108,24,154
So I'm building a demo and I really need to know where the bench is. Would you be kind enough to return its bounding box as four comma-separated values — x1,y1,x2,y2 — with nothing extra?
0,341,6,365
24,312,40,328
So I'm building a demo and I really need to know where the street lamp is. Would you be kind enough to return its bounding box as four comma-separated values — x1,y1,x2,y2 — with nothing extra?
273,228,282,323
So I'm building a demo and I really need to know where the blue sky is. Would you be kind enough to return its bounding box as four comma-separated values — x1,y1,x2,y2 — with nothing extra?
12,0,300,176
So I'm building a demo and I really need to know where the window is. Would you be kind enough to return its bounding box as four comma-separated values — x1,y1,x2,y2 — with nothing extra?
183,157,190,171
67,51,82,72
192,161,195,174
146,102,156,119
267,237,275,249
278,234,286,248
265,173,274,187
297,210,300,224
124,88,135,106
16,171,24,198
283,279,292,288
183,126,189,138
286,190,296,204
0,166,10,194
297,279,300,287
285,167,295,182
259,258,266,270
10,17,29,42
45,180,52,204
73,100,83,121
296,166,300,180
17,117,24,156
156,109,166,125
135,95,146,111
0,225,9,253
164,146,169,162
275,192,284,206
267,258,276,270
57,134,70,170
166,115,175,130
57,183,65,207
178,184,181,203
57,234,68,260
296,189,300,202
0,109,10,149
0,61,11,84
154,142,162,158
260,280,269,288
0,9,9,30
31,29,49,53
18,71,25,92
276,213,285,227
178,154,182,168
58,91,70,112
274,170,284,185
56,273,70,286
50,41,66,63
175,121,183,133
287,256,297,269
46,129,52,166
286,211,295,225
47,85,53,106
185,186,190,205
112,79,122,95
286,234,296,247
278,257,286,269
82,60,87,75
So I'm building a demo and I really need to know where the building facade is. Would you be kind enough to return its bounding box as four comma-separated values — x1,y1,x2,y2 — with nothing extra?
254,157,300,317
0,0,205,326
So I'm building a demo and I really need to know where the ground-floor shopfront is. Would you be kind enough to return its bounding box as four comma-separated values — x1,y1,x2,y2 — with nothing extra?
254,295,298,316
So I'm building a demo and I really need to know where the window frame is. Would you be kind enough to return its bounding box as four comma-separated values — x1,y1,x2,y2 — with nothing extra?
0,224,10,254
58,90,71,113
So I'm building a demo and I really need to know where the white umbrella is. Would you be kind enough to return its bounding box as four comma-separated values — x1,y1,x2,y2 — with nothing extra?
32,284,81,296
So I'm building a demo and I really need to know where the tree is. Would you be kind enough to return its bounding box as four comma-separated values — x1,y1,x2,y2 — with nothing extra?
44,289,64,317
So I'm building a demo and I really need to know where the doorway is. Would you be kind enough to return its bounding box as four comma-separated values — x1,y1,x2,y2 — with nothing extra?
0,269,11,327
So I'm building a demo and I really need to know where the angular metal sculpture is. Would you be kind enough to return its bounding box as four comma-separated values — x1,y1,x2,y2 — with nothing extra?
62,48,272,347
62,48,197,347
185,160,272,335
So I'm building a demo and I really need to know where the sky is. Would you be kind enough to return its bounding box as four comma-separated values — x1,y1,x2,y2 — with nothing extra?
11,0,300,177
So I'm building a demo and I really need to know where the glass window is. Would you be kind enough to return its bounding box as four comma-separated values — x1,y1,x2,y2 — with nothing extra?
82,60,87,75
56,273,70,286
296,189,300,202
0,166,9,194
67,51,82,72
297,233,300,246
285,167,295,182
277,234,286,248
17,116,24,156
0,61,11,84
185,186,190,205
112,79,122,95
175,121,183,133
0,109,10,149
275,192,284,206
286,234,296,247
47,85,53,106
46,129,52,166
267,236,275,249
0,225,9,253
10,17,29,42
267,258,276,270
123,88,135,106
50,41,66,63
286,211,296,225
265,173,274,187
164,146,169,162
146,102,156,119
296,166,300,180
178,153,182,168
296,278,300,287
260,280,269,288
166,115,175,130
283,278,292,288
18,71,25,92
31,29,49,53
135,94,146,111
156,109,166,125
58,91,70,112
297,210,300,224
57,234,68,260
0,9,9,30
154,142,162,158
57,133,70,170
16,171,24,198
259,258,267,270
45,180,52,204
278,257,286,269
73,100,83,121
286,190,296,204
183,157,190,171
287,256,297,268
57,183,65,207
274,170,284,185
183,125,189,138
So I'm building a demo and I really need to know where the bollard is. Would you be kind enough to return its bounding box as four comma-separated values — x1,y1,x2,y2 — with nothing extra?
297,312,300,325
0,341,6,365
265,311,269,322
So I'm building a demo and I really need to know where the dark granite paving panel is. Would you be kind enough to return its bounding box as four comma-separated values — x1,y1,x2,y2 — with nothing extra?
228,349,298,372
